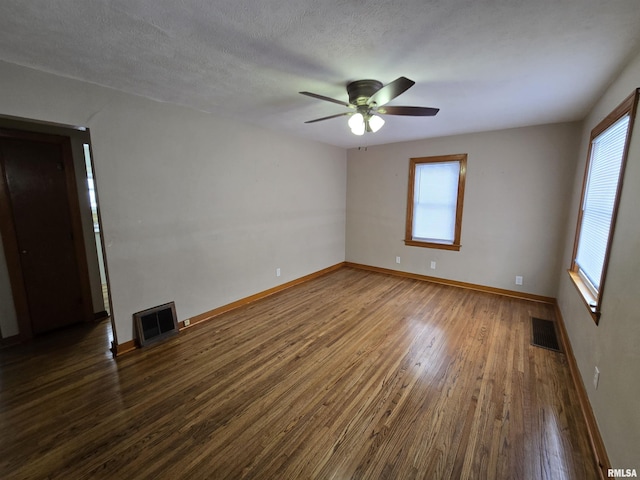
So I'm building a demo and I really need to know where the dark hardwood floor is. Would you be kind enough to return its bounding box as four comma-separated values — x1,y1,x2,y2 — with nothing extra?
0,267,598,479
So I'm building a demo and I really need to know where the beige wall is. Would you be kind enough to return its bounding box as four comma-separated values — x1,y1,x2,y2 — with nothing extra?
346,122,580,297
0,61,347,344
556,50,640,468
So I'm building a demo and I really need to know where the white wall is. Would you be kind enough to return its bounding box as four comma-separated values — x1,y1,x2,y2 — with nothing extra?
0,61,347,344
556,50,640,468
346,122,580,297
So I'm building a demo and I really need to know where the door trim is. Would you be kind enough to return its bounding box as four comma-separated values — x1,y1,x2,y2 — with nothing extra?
0,128,94,340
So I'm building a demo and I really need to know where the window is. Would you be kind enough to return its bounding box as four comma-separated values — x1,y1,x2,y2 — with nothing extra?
569,89,639,323
405,154,467,251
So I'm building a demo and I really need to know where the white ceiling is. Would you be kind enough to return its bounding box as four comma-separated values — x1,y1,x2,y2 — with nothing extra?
1,1,639,148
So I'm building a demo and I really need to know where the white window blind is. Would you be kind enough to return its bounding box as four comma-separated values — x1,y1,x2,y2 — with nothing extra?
412,161,460,243
575,114,630,292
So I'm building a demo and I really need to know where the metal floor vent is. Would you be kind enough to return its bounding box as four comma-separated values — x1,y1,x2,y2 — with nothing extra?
133,302,179,347
531,317,561,352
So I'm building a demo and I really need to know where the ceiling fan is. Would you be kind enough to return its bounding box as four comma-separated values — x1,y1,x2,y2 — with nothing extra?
300,77,439,135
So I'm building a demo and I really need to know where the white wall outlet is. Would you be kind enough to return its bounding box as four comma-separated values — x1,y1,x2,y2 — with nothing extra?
276,268,281,277
430,261,436,270
183,319,190,327
396,256,401,264
515,276,523,285
593,366,600,390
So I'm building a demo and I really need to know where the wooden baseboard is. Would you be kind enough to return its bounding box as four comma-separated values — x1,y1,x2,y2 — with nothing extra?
344,262,555,304
0,333,21,349
112,339,137,357
182,262,346,330
93,310,109,321
112,262,346,357
553,302,610,480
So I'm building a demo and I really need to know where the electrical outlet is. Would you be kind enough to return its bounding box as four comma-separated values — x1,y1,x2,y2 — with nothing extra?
396,256,401,264
430,261,436,270
276,268,281,277
593,366,600,390
515,276,523,286
184,319,191,327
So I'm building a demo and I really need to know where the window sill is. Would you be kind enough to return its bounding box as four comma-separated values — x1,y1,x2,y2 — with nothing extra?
567,270,600,325
404,239,461,251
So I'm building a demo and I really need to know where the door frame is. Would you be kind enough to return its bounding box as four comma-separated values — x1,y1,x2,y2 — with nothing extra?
0,128,94,340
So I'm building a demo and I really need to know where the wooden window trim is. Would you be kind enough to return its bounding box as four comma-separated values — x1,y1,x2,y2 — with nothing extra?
404,154,467,251
569,88,639,324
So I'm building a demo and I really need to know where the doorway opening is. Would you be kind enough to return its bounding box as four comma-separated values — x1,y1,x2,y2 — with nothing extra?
82,143,110,316
0,116,113,352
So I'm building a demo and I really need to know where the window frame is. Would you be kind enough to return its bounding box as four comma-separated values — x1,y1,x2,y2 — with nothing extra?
404,153,467,251
569,89,639,324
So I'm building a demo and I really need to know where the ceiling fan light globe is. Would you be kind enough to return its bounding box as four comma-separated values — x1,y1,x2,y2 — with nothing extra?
348,113,365,135
348,113,364,129
369,115,385,132
350,124,365,135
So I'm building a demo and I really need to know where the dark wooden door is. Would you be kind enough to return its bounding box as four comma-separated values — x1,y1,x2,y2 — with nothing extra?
0,133,87,334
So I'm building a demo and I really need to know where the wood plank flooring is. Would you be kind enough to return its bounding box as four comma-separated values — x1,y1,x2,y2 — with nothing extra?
0,267,598,479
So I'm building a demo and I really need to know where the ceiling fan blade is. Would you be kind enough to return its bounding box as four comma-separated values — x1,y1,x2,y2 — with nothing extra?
377,106,439,116
367,77,415,107
304,112,351,124
300,91,354,108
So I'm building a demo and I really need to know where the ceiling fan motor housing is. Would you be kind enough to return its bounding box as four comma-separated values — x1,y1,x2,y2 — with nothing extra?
301,76,438,126
347,79,383,105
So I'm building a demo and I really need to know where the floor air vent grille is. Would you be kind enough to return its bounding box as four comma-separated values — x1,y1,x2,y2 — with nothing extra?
134,302,179,347
531,317,561,352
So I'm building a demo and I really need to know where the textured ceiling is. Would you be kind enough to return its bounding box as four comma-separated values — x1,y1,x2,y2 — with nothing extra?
1,1,640,148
